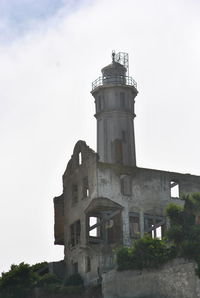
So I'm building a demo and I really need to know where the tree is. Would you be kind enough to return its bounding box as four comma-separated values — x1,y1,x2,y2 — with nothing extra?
0,263,39,298
166,192,200,276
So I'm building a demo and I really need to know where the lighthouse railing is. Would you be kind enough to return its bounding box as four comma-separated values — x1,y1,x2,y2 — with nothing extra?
92,76,137,91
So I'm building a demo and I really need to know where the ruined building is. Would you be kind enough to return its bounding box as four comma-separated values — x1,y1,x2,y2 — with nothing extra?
53,52,200,285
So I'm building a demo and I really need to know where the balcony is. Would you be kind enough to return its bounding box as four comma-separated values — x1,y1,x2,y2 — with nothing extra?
92,75,137,91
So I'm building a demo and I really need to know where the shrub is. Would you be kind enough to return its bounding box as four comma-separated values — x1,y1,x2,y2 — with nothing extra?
165,203,184,225
0,263,39,298
116,235,173,271
31,262,48,275
166,193,200,277
116,246,133,271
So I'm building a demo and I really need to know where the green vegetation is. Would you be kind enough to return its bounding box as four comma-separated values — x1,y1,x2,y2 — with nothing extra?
116,236,175,271
0,262,84,298
1,193,200,297
165,193,200,277
0,262,40,298
116,192,200,276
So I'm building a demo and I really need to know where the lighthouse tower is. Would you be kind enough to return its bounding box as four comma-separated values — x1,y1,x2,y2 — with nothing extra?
91,52,138,166
53,51,200,288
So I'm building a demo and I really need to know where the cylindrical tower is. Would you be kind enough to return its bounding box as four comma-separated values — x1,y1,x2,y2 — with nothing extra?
91,52,138,166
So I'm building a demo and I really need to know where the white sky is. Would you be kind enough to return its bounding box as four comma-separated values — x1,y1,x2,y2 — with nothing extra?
0,0,200,274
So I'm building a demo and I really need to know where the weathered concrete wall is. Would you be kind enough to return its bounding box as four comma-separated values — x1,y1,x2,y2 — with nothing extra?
56,139,200,285
32,285,102,298
54,195,64,245
102,259,200,298
48,260,66,280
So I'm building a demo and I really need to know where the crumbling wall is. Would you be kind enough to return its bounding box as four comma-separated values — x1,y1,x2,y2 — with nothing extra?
102,259,200,298
54,195,64,245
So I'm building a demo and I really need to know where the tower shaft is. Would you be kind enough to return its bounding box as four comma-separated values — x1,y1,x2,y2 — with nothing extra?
91,52,138,166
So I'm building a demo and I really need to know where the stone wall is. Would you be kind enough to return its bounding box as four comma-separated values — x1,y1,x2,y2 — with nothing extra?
32,285,102,298
102,259,200,298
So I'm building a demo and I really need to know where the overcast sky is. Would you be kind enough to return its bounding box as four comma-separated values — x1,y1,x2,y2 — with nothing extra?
1,0,200,274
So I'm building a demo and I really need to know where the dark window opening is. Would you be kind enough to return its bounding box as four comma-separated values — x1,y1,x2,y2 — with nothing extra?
82,177,89,198
170,180,180,198
72,262,78,274
72,184,78,205
85,256,91,273
129,213,140,238
121,175,132,196
70,220,81,247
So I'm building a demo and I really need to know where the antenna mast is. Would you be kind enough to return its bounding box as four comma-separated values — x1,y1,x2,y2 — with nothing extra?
115,52,129,76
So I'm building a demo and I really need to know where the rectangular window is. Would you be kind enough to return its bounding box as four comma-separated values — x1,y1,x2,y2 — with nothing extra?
70,220,81,247
82,177,89,198
73,262,78,274
144,214,165,239
129,213,140,238
89,216,100,237
170,180,180,198
78,152,82,165
121,175,132,196
152,225,162,240
85,256,91,273
88,215,102,244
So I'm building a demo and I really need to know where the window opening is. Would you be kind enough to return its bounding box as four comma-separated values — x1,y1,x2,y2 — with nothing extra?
87,209,122,244
70,220,81,247
152,225,162,240
121,175,132,196
129,213,140,238
89,216,100,237
144,214,165,240
87,214,102,244
72,184,78,204
83,177,89,198
78,152,82,165
85,256,91,273
170,180,180,198
73,262,78,274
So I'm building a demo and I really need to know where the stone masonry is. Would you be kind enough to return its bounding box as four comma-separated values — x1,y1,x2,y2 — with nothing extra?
102,259,200,298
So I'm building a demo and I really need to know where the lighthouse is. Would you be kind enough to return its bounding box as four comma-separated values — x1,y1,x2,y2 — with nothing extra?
91,52,138,166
